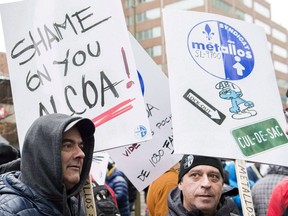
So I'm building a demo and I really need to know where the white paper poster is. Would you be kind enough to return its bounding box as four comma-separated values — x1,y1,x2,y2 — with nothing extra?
108,34,182,191
90,152,109,185
0,0,151,150
163,9,288,166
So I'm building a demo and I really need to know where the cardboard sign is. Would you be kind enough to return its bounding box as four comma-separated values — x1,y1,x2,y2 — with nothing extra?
163,9,288,166
107,33,182,191
0,0,151,150
90,152,109,185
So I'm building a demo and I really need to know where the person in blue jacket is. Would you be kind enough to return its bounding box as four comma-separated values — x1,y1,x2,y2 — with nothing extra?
106,161,130,216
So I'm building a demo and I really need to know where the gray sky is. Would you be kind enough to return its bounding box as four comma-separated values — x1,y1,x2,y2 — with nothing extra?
0,0,287,52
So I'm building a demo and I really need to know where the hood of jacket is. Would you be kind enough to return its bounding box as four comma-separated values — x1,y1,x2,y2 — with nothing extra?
167,187,192,215
20,113,95,213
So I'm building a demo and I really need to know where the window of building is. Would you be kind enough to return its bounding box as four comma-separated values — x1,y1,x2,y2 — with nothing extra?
137,8,160,23
137,0,155,3
235,9,252,22
254,2,270,18
136,27,161,41
165,0,204,10
212,0,233,14
235,9,245,21
244,13,253,23
254,19,271,35
125,0,134,8
277,79,288,90
145,45,162,57
272,28,287,43
237,0,252,8
126,0,155,7
243,0,252,8
273,45,288,58
274,61,288,73
126,16,133,26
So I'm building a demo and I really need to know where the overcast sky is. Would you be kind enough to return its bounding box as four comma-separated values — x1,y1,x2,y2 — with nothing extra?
0,0,287,52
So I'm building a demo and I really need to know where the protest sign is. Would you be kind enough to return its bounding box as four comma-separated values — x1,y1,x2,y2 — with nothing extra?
107,33,182,191
162,9,288,166
90,151,109,185
0,0,151,150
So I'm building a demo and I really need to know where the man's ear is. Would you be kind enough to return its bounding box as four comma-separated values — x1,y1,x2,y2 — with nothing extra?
178,181,183,191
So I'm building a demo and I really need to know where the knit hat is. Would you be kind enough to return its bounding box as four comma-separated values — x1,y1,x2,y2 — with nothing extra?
178,155,224,182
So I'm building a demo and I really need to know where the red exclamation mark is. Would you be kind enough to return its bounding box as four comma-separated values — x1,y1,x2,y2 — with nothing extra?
121,47,134,88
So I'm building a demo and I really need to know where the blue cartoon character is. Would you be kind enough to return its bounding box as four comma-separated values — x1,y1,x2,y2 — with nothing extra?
215,81,257,119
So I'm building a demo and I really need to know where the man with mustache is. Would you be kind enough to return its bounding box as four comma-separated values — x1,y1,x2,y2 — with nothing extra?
167,155,240,216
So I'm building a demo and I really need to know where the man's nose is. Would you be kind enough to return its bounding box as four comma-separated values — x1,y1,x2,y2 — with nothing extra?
201,175,212,188
74,145,85,159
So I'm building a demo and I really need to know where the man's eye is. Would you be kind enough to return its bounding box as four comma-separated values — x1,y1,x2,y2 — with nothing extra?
209,174,220,182
62,143,72,150
190,173,200,178
78,143,84,149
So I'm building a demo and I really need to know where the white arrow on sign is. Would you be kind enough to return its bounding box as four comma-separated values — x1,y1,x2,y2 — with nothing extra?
183,89,226,125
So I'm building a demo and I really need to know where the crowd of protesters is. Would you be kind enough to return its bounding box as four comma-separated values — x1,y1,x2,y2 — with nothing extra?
0,113,288,215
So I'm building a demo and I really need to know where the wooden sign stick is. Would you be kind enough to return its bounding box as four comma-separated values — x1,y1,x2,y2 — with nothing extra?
83,175,97,216
235,159,255,216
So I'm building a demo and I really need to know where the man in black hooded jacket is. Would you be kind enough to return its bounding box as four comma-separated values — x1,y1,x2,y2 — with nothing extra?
0,113,95,215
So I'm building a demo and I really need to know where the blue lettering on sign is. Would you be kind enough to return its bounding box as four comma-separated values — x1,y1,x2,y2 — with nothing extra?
187,21,254,80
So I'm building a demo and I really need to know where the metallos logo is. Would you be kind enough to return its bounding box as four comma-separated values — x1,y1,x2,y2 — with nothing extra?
187,21,255,80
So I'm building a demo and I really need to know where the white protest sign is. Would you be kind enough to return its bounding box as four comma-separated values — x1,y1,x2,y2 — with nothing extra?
163,10,288,166
107,33,182,191
0,0,151,151
90,151,109,185
0,0,22,5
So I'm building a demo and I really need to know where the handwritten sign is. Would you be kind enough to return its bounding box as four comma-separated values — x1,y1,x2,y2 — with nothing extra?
107,33,182,191
162,9,288,166
0,0,151,150
90,151,109,185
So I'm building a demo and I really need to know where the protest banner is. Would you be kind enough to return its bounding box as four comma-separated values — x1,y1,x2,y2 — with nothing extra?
162,9,288,166
107,33,182,191
0,0,151,151
90,151,109,185
0,0,22,4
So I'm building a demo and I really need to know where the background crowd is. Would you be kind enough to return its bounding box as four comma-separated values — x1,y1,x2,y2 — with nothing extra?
0,113,288,215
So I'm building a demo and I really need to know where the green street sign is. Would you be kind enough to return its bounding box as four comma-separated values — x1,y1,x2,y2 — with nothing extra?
232,118,288,157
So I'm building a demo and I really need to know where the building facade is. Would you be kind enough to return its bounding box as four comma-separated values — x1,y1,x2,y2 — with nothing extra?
122,0,288,107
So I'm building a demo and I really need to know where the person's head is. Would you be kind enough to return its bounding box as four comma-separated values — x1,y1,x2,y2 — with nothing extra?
178,155,224,215
61,118,94,189
21,114,95,201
